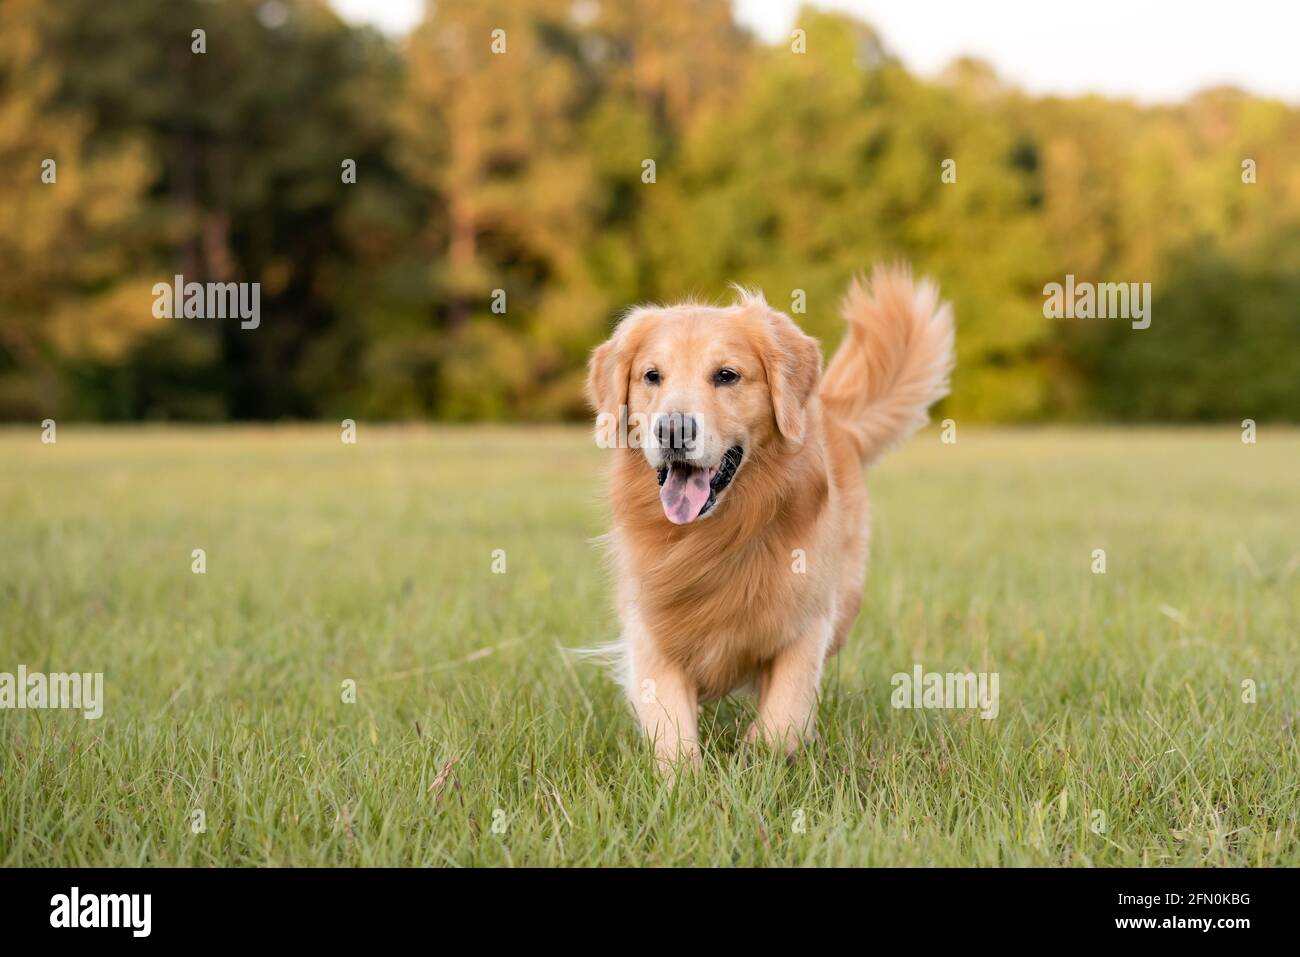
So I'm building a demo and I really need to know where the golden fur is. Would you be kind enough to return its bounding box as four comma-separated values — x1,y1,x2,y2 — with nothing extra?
586,265,955,766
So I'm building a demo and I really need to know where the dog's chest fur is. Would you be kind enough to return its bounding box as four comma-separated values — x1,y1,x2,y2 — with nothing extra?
657,540,830,699
613,450,836,699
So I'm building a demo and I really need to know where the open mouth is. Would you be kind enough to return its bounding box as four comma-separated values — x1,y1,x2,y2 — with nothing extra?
656,445,744,525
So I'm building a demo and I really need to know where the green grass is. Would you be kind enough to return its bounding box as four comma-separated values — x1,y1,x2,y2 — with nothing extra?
1,425,1298,866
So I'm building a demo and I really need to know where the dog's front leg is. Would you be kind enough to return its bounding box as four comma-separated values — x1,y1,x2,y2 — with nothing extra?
747,616,833,758
625,618,700,772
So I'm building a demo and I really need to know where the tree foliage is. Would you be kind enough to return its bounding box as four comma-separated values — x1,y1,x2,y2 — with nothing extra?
1,0,1296,421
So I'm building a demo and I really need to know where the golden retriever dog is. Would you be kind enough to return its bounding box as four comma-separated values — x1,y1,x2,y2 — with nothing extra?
585,265,954,768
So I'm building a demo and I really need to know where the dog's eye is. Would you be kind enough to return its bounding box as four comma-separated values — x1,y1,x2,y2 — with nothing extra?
713,368,740,386
643,369,660,385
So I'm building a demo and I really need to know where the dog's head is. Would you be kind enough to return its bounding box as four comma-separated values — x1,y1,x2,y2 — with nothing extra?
586,290,821,525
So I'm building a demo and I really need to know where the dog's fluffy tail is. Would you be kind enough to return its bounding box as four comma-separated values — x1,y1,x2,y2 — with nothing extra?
819,263,955,465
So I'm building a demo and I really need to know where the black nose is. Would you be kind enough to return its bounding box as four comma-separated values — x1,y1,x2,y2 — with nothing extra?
655,412,697,451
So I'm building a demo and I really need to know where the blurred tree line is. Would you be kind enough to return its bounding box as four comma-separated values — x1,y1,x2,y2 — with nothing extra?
1,0,1297,422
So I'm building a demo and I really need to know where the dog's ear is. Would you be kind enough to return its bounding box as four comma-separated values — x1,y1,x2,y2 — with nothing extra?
586,314,640,447
761,308,822,447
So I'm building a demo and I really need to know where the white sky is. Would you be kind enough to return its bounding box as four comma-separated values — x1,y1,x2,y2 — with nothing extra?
328,0,1300,104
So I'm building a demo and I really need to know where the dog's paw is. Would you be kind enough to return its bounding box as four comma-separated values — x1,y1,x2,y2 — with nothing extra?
653,743,701,778
743,721,807,762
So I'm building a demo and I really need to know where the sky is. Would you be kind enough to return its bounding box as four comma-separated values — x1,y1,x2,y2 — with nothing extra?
327,0,1300,104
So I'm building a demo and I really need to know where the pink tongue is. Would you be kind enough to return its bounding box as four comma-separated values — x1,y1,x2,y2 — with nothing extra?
660,464,712,524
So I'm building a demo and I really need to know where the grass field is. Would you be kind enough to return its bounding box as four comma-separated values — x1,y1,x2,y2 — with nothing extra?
1,425,1298,866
